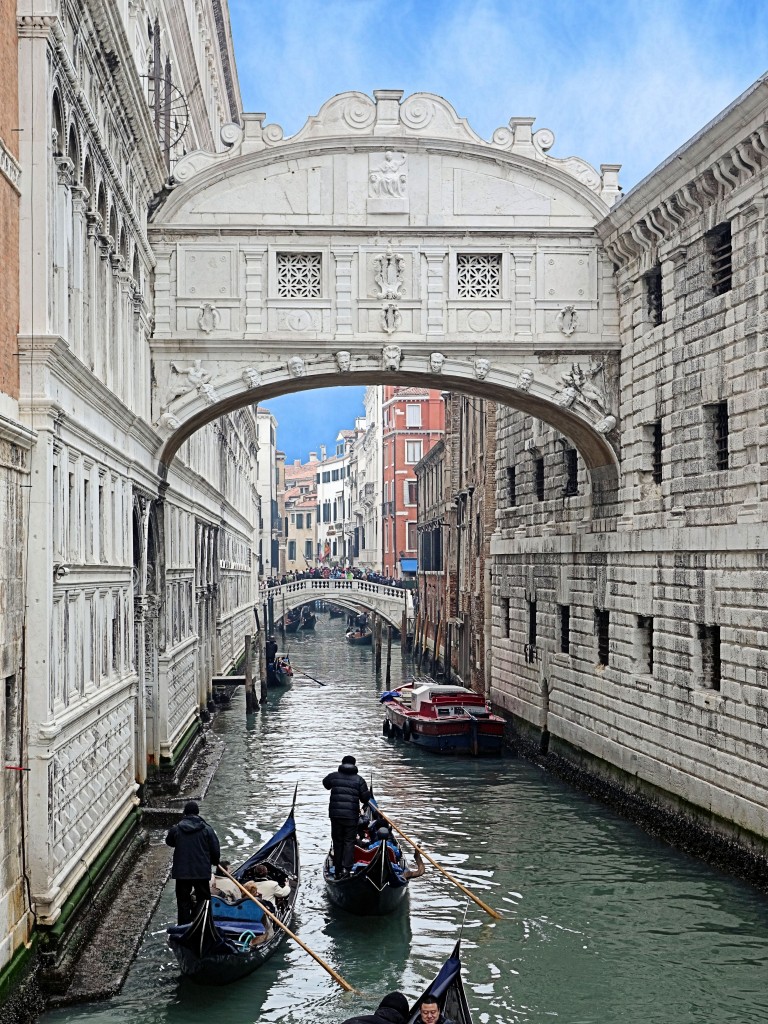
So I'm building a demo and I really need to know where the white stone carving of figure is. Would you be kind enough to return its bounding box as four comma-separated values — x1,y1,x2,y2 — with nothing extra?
287,355,306,378
381,345,402,372
370,151,407,198
199,382,218,405
517,368,534,392
164,359,212,409
474,358,491,380
335,350,351,373
429,352,445,374
555,386,578,408
594,414,617,434
374,247,405,300
242,367,262,389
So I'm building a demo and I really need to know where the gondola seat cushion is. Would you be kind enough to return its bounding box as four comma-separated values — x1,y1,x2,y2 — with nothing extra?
211,895,265,924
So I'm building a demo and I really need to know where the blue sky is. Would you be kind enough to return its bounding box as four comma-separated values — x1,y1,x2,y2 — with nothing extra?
228,0,768,461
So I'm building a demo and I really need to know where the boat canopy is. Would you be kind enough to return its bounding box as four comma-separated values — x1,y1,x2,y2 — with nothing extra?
411,684,478,712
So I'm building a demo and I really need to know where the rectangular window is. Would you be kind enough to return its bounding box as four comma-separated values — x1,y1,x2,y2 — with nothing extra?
331,469,339,481
306,513,312,528
506,466,516,506
528,600,537,647
652,420,663,484
288,540,296,560
457,252,502,298
296,513,304,529
707,401,729,471
406,404,421,427
322,502,331,523
406,521,417,550
276,252,322,297
645,264,663,325
322,471,330,483
596,609,610,666
707,222,732,296
500,597,510,638
559,604,571,655
534,457,545,501
563,449,578,497
407,480,418,504
636,615,654,674
405,440,423,464
698,624,721,691
304,540,313,558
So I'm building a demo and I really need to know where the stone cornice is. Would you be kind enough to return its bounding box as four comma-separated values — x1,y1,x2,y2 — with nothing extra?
598,73,768,270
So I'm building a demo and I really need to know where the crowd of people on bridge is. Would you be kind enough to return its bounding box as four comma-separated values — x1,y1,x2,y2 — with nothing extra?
261,566,408,590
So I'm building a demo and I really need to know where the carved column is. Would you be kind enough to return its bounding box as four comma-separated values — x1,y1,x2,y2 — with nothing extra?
54,156,74,340
333,247,355,336
423,250,446,336
242,246,267,337
513,252,534,343
70,185,87,359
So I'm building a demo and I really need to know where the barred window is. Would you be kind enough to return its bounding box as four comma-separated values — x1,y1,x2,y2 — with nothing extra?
645,265,663,325
534,457,545,501
698,624,721,691
506,466,516,507
563,448,579,497
276,252,322,298
596,609,610,666
706,223,732,296
651,420,663,484
457,253,502,298
559,605,571,655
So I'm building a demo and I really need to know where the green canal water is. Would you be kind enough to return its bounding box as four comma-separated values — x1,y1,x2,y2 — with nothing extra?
43,615,768,1024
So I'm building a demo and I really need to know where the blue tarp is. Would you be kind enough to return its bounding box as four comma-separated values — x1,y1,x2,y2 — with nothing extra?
400,558,418,573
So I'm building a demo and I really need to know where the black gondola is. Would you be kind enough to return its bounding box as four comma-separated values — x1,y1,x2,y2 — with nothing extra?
323,796,410,915
167,801,300,984
282,609,301,633
408,940,474,1024
299,608,317,630
328,604,345,619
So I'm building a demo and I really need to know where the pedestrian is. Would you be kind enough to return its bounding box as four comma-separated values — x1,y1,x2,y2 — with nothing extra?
322,755,371,878
165,799,221,924
340,991,410,1024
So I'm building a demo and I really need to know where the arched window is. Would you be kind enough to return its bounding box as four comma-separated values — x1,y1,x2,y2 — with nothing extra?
83,155,94,208
67,125,80,181
51,91,64,155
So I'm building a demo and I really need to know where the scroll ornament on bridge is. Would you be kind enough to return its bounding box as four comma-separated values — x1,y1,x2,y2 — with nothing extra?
197,303,221,334
374,246,405,300
557,305,578,337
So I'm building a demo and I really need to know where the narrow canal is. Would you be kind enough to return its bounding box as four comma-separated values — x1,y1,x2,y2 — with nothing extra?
43,613,768,1024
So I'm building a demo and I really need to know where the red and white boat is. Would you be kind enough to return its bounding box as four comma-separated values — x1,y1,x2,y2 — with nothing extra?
381,682,505,756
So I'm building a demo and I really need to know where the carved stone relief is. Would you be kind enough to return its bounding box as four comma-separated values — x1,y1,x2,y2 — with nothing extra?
373,246,405,299
381,345,402,371
381,303,402,334
556,304,578,336
368,152,408,213
197,302,221,333
162,359,212,411
242,367,262,389
474,358,491,380
429,352,445,374
335,350,351,372
516,368,534,392
287,355,306,378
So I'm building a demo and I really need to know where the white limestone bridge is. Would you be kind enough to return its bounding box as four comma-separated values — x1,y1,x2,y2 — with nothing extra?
149,89,624,518
263,578,412,631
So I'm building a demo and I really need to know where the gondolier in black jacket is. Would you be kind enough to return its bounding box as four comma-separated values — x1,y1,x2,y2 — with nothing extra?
323,755,371,878
340,991,410,1024
165,800,221,924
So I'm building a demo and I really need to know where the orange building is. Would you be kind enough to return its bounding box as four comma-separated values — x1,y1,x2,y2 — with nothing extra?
381,387,444,578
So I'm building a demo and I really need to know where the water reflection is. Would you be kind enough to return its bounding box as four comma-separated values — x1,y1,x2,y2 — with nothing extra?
42,613,768,1024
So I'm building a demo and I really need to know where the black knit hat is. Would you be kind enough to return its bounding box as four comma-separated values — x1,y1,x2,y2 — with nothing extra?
379,992,409,1016
341,755,356,765
183,800,199,815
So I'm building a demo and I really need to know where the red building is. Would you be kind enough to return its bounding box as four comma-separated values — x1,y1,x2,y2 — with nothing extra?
381,387,444,578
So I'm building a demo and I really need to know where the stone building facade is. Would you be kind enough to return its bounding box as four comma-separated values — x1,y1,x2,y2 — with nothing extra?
3,0,259,986
492,74,768,855
0,0,36,993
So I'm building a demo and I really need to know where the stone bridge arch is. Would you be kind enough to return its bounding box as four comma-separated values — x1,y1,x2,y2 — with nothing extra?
149,89,623,513
265,578,412,631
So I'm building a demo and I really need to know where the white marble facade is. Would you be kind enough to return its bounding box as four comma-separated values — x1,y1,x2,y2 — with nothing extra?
12,0,254,941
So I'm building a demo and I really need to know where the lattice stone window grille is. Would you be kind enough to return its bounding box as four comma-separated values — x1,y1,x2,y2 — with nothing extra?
276,252,322,298
456,253,502,298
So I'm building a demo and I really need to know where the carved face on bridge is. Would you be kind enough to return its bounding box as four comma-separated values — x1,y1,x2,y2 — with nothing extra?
335,350,351,372
287,355,306,378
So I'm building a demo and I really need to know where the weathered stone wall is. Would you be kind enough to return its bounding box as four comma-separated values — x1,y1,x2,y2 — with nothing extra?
491,75,768,851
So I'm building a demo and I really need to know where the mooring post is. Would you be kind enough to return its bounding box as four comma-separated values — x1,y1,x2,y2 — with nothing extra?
385,625,392,687
374,615,383,671
260,633,268,703
401,610,407,653
244,634,258,713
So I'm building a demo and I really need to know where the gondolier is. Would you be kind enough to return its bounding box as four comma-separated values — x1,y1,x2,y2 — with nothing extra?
165,800,221,924
322,755,371,878
341,991,410,1024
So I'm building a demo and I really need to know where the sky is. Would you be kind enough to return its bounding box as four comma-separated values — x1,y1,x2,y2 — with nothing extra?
227,0,768,462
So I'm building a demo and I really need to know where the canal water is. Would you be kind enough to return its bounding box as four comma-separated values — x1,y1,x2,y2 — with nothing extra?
43,613,768,1024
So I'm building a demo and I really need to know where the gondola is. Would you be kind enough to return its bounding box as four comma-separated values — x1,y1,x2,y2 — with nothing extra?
167,800,300,984
408,940,474,1024
299,609,317,630
345,627,373,645
328,604,345,619
267,652,293,688
282,610,301,633
323,796,410,915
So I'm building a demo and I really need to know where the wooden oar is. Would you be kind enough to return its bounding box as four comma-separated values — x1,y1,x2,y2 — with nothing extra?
375,810,502,920
217,865,358,992
295,667,327,687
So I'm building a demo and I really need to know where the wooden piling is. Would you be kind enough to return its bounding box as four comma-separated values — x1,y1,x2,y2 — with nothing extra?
374,615,382,671
244,634,258,713
385,625,393,686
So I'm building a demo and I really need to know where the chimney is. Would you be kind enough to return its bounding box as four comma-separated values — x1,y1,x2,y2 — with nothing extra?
308,451,318,462
293,459,301,467
320,444,327,460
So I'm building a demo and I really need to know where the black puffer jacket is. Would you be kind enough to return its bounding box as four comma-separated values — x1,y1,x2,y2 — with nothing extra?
322,764,371,820
165,814,221,879
341,992,409,1024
